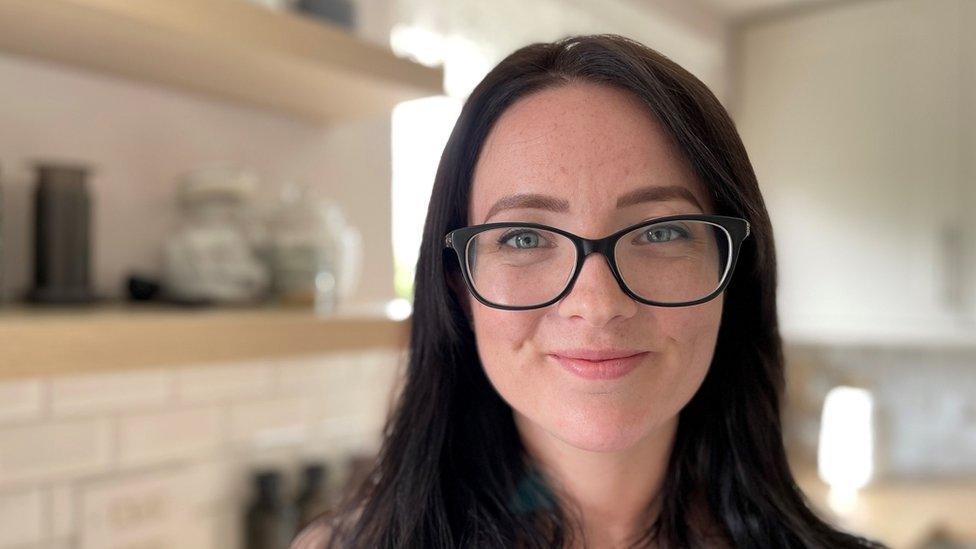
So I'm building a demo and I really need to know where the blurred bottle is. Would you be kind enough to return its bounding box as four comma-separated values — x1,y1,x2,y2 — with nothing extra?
245,470,298,549
29,162,95,304
295,462,332,529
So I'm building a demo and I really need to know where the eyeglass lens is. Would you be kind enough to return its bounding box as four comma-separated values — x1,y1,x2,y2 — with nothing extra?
464,220,731,307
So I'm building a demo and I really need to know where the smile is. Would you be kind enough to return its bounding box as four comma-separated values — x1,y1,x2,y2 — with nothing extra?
548,351,649,380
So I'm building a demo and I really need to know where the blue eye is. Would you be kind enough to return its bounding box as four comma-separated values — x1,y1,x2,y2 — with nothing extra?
499,230,544,249
638,225,688,244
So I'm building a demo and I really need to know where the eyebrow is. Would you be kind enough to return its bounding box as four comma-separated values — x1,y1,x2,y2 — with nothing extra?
482,184,704,223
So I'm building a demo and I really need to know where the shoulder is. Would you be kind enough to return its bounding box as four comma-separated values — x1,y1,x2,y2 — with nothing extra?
290,518,333,549
290,504,365,549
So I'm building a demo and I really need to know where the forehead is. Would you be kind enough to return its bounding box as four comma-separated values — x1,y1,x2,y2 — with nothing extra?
469,82,708,225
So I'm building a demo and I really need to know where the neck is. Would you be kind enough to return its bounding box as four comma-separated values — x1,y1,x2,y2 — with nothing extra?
514,412,677,548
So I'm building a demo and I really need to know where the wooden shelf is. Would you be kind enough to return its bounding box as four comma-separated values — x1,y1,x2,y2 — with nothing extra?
0,304,410,379
0,0,443,122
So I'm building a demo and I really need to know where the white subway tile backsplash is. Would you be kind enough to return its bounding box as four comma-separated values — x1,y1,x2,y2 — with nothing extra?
174,466,234,549
275,358,329,396
347,354,380,385
79,468,193,549
0,419,112,486
304,367,398,432
305,384,352,421
359,356,396,386
15,542,72,549
311,414,379,445
51,369,173,416
0,488,43,547
0,346,407,547
329,430,383,458
210,508,244,549
176,361,275,403
228,397,309,449
0,379,43,425
79,468,216,549
117,407,224,467
177,518,219,549
275,352,363,395
49,484,74,540
180,460,240,513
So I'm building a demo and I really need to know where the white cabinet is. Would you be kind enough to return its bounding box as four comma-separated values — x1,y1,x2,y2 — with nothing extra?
734,0,975,342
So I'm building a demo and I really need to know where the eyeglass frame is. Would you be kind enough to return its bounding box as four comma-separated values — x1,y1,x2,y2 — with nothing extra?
443,213,751,311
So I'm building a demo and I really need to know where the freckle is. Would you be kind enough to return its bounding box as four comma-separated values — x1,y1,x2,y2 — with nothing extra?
559,165,568,175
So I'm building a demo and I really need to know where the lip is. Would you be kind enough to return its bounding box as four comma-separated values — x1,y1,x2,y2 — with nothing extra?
550,348,647,361
548,349,649,380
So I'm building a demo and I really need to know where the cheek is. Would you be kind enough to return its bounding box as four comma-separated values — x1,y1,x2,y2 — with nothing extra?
470,298,543,391
643,299,723,418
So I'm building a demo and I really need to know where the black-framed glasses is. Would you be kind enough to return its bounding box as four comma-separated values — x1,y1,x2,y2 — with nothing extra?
444,214,750,310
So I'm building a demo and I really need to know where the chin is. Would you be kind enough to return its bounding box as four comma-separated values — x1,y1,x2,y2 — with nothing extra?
546,410,652,453
556,427,645,453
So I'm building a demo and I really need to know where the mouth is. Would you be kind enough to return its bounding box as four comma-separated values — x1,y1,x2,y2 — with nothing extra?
547,350,649,380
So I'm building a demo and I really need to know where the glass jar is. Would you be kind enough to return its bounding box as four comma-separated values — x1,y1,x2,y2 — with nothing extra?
267,183,347,314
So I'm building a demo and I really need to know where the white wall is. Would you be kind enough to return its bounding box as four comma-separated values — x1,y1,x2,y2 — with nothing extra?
390,0,730,102
732,0,973,339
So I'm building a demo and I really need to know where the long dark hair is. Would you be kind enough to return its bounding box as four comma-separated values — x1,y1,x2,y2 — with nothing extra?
324,34,887,549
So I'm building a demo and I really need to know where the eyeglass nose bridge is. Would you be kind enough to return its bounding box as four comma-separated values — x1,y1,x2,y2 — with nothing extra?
578,234,618,259
562,233,631,296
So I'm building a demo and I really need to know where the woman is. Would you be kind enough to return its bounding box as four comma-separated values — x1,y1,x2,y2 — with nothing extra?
292,33,887,548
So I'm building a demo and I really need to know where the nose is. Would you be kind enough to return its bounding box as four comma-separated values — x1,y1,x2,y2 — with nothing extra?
555,252,638,327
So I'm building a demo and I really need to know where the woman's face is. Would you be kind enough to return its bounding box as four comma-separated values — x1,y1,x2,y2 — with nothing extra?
467,82,722,453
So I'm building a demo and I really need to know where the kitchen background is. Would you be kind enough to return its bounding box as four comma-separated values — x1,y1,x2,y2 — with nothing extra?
0,0,973,548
